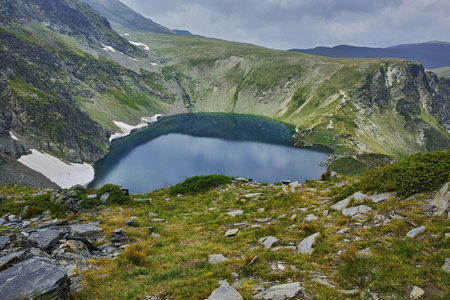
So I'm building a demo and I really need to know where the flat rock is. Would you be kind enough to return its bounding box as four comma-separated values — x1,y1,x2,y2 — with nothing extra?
227,210,244,217
244,193,262,198
297,232,320,255
260,236,278,249
225,229,239,237
148,212,158,217
28,230,65,249
305,214,318,221
208,254,228,265
331,192,368,211
71,222,104,241
0,251,33,271
150,218,166,222
370,192,396,203
272,246,297,251
257,218,272,223
342,205,372,216
0,236,9,250
207,280,243,300
254,282,304,299
441,258,450,273
406,226,425,238
0,258,70,299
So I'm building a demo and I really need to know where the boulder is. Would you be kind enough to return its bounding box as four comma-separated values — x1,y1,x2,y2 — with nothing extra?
342,205,372,217
71,222,104,241
28,230,66,250
206,280,243,300
227,210,244,217
410,286,425,298
254,282,305,299
297,232,320,255
208,254,228,265
331,192,368,211
370,192,396,203
0,258,70,299
406,226,425,238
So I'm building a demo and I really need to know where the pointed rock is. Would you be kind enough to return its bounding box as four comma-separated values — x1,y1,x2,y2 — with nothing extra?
297,232,320,255
260,236,278,249
207,280,243,300
209,254,228,265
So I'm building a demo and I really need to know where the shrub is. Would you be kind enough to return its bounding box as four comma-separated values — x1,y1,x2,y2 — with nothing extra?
96,184,130,205
79,195,103,208
169,175,232,196
358,150,450,198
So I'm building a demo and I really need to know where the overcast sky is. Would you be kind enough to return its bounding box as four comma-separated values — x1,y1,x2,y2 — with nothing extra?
121,0,449,50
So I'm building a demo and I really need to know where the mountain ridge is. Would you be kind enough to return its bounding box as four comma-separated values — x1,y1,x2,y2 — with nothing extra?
289,41,450,70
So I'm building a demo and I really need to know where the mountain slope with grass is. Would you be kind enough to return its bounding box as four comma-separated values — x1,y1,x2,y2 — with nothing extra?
0,151,449,299
0,0,449,187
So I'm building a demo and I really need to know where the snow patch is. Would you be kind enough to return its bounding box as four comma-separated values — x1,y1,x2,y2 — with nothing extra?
18,150,94,188
109,114,163,142
129,41,150,51
9,132,20,141
101,42,115,52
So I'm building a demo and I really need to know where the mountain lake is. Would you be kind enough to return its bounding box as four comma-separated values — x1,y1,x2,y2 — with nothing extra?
90,113,332,193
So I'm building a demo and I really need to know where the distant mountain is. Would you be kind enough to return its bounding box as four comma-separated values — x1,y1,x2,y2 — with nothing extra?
173,29,193,35
81,0,174,34
289,42,450,70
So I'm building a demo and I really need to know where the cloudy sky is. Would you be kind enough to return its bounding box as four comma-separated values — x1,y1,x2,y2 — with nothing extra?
121,0,449,50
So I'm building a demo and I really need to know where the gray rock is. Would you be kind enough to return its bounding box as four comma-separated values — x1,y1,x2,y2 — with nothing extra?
100,192,110,202
441,258,450,273
254,282,304,299
305,214,318,221
260,236,278,249
370,192,396,203
406,226,425,238
28,230,65,249
150,218,166,222
0,250,33,271
430,182,450,216
257,218,272,223
331,192,368,211
148,212,158,217
207,280,243,300
342,205,372,216
71,222,104,241
245,193,262,198
272,246,297,251
208,254,228,265
297,232,320,255
125,219,134,227
0,258,70,299
225,229,239,237
227,210,244,217
0,236,9,250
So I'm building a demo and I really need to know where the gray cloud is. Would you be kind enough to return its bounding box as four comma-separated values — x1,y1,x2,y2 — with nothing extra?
121,0,450,49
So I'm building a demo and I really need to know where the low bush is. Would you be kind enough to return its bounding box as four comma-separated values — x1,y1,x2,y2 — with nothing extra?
358,150,450,198
169,175,232,196
96,184,130,205
79,195,103,208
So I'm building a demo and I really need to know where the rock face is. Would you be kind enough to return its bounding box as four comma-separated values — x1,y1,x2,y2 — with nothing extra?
0,258,70,299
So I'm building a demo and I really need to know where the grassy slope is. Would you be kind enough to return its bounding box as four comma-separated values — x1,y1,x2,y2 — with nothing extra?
123,33,450,159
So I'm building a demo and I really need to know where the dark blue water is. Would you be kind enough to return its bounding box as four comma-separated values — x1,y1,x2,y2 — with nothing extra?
91,113,331,193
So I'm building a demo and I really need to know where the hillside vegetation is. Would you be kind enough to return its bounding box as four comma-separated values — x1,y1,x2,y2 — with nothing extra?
0,150,449,299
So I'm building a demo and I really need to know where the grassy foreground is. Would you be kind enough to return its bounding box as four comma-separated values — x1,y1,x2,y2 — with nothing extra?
1,151,449,299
